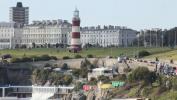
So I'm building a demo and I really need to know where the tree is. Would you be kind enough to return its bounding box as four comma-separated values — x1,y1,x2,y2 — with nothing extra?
63,75,73,85
61,63,69,70
32,42,36,48
128,67,157,85
98,75,110,83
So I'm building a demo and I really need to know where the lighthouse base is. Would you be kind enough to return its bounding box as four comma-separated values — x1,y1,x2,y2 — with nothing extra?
68,46,81,53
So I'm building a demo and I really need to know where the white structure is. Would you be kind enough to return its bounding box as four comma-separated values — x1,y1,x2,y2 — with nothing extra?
68,25,137,47
0,85,74,100
0,22,22,49
0,23,137,49
22,20,71,48
88,67,113,81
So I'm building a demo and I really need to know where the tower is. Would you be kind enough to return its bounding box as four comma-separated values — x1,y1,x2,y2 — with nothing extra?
69,8,81,53
9,2,29,25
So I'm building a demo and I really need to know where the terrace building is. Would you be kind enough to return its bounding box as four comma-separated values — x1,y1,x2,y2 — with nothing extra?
0,22,137,49
68,25,137,47
0,22,22,49
21,20,71,48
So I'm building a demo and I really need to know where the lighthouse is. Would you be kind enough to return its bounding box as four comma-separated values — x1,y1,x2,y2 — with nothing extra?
69,8,81,53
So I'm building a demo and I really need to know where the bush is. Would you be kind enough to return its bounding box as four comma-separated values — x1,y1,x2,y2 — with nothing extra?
113,74,127,81
61,63,69,70
44,63,51,67
10,57,21,63
98,75,110,83
87,54,94,58
50,56,57,60
21,57,32,62
74,55,82,59
141,87,151,96
40,55,51,61
128,67,157,84
63,75,73,85
62,56,70,60
156,86,167,95
138,50,150,58
123,68,132,73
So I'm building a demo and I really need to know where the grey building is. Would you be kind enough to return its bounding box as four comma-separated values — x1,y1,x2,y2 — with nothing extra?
9,2,29,25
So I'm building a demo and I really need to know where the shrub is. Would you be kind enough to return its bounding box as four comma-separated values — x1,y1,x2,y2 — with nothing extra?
44,63,51,67
98,75,110,83
141,87,151,96
123,68,132,73
21,57,32,62
40,55,51,61
113,74,127,81
87,54,94,58
61,63,69,70
138,50,150,58
156,86,167,95
128,67,157,84
63,75,73,85
72,69,81,77
10,57,21,63
62,56,70,60
50,56,57,60
74,55,82,59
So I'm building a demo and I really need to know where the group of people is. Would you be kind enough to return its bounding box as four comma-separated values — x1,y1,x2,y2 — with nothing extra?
156,60,177,76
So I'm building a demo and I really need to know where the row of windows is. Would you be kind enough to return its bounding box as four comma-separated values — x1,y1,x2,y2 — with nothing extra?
22,39,66,43
0,45,10,49
0,33,10,37
24,29,61,33
0,29,14,32
23,34,67,38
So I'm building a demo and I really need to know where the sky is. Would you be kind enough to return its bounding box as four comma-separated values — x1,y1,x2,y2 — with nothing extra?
0,0,177,30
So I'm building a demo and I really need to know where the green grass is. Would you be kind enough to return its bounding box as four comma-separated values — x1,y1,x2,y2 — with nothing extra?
0,47,173,59
145,49,177,60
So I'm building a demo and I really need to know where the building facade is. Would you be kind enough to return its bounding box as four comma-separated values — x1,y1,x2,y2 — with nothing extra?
21,20,71,48
68,26,137,47
9,2,29,25
0,22,137,49
0,22,22,49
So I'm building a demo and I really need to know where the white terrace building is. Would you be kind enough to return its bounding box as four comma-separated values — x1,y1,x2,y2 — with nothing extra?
0,22,22,49
22,20,71,48
68,25,137,47
0,21,137,49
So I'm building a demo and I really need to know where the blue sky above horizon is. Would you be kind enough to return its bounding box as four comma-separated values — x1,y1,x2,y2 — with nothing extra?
0,0,177,30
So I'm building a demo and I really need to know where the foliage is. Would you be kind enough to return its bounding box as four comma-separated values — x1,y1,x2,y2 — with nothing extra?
72,69,81,77
98,75,110,83
112,74,127,81
138,50,151,58
74,55,82,59
10,55,57,63
62,56,70,60
123,68,132,73
88,77,97,85
87,54,94,58
128,67,157,85
61,63,69,70
74,82,83,92
32,68,73,86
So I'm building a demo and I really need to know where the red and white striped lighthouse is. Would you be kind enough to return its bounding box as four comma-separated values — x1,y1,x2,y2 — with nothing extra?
69,8,81,53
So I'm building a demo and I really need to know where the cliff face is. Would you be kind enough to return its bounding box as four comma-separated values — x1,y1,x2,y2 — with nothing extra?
0,64,32,85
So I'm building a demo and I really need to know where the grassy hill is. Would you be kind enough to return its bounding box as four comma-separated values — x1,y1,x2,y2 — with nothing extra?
0,47,173,59
145,48,177,61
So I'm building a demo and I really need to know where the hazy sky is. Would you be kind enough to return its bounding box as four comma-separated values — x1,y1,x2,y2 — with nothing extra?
0,0,177,30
